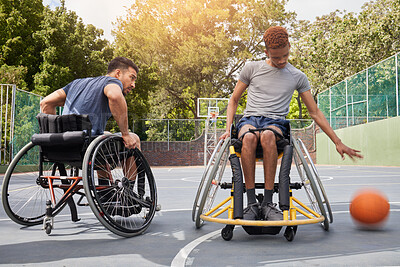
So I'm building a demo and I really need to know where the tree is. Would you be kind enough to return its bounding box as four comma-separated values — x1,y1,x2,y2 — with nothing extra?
0,64,27,89
0,0,44,89
32,0,113,96
290,0,400,98
114,0,295,119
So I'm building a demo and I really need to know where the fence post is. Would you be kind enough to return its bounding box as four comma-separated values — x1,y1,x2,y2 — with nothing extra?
329,88,332,127
396,53,399,117
4,85,9,163
167,119,170,151
10,85,16,160
0,85,3,164
345,79,348,128
366,68,369,123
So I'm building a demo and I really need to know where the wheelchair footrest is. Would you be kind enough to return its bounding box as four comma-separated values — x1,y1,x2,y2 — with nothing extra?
242,225,282,235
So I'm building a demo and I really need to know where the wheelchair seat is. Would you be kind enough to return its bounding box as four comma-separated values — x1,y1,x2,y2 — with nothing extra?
31,113,92,166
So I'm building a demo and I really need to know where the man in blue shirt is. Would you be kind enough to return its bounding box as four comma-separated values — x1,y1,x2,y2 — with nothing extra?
40,57,139,150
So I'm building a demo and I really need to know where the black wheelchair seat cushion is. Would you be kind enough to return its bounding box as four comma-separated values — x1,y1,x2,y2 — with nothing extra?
31,131,87,146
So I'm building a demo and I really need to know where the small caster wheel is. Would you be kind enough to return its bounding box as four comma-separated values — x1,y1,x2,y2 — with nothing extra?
284,226,297,242
45,224,52,235
221,225,234,241
322,218,329,231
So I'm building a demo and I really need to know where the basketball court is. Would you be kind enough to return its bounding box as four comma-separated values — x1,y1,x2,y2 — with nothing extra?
1,164,399,266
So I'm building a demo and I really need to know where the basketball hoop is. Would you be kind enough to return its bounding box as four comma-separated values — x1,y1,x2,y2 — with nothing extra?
209,111,219,119
208,107,219,123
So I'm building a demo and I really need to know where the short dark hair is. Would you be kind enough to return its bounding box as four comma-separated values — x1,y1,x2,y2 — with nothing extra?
107,57,139,74
263,26,289,50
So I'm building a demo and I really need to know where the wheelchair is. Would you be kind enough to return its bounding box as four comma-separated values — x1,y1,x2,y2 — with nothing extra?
192,117,332,241
1,113,157,237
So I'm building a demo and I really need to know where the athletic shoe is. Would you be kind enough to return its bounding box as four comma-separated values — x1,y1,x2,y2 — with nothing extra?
243,203,260,220
260,203,283,221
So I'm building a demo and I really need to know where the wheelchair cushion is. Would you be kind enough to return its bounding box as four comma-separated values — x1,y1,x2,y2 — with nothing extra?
31,131,86,146
33,113,93,165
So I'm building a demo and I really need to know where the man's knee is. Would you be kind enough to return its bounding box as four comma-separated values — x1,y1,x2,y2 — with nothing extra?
260,129,277,147
242,132,258,148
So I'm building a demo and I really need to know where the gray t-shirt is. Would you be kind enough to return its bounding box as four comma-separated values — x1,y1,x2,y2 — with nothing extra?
239,61,310,119
62,76,123,135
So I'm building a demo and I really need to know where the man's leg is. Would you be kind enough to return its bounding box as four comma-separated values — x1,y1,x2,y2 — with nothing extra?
239,124,261,220
98,132,140,183
124,133,141,181
259,126,283,220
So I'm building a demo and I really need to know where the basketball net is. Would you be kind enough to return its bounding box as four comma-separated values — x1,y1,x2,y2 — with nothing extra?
209,111,218,122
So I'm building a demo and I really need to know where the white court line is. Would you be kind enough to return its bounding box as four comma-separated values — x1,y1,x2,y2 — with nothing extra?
170,229,220,267
169,206,400,266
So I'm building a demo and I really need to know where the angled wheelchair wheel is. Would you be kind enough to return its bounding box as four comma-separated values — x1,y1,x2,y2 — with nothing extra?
292,137,332,231
194,137,230,229
83,135,157,237
192,139,224,222
1,142,71,226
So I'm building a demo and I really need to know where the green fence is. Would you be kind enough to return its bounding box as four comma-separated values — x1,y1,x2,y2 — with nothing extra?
318,53,399,130
2,84,315,165
0,85,42,165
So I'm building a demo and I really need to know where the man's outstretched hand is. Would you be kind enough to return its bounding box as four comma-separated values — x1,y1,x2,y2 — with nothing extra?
336,142,363,160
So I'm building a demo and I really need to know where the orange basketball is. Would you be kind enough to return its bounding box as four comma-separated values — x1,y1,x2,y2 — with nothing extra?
349,189,390,228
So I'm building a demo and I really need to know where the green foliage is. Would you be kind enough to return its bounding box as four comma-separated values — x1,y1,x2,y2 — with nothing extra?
0,64,27,89
33,1,112,96
0,0,44,88
291,0,400,98
114,0,295,119
287,91,309,120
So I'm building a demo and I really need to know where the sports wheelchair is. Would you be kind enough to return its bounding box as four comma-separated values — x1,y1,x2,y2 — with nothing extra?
1,113,157,237
193,117,332,241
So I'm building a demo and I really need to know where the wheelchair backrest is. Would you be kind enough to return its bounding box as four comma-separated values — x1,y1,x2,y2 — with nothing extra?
36,113,92,133
31,113,93,165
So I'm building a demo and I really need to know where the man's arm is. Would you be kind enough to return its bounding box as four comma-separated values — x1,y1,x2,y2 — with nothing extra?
40,89,66,114
220,80,248,140
104,83,136,149
300,90,363,160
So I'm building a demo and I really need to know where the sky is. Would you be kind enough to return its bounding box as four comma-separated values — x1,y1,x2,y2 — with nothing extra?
43,0,371,41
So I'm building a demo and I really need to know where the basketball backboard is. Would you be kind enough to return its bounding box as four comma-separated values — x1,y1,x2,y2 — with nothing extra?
197,98,229,118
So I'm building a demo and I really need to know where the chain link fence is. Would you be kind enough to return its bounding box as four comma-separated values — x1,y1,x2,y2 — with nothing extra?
318,53,399,130
1,84,315,165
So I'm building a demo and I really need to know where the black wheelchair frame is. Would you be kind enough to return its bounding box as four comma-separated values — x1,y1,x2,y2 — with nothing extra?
193,118,332,241
1,113,158,237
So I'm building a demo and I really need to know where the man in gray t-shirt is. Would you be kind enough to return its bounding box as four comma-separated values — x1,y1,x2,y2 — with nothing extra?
220,26,363,221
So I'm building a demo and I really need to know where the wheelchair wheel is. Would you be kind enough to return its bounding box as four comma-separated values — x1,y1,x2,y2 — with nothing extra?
297,138,333,223
292,137,332,231
83,135,157,237
1,142,70,226
192,139,224,222
194,137,230,229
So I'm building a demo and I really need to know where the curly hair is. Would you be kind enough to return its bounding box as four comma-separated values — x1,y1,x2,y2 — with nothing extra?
263,26,289,49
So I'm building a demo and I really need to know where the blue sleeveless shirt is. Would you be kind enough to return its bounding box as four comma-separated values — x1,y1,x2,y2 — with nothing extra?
62,76,123,135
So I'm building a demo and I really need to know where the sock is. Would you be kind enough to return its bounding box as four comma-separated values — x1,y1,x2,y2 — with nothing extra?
262,189,274,206
246,188,257,205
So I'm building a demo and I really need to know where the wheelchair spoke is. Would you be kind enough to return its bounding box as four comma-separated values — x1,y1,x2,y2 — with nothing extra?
2,143,70,226
83,135,157,237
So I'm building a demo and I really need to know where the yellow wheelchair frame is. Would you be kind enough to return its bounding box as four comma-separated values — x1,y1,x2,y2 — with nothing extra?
193,131,332,241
